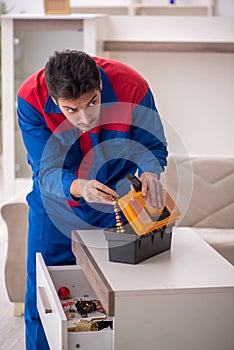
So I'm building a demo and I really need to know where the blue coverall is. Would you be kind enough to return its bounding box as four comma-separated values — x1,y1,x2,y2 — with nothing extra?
17,56,168,349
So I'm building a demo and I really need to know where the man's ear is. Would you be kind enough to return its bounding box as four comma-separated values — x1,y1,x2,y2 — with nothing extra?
99,80,102,91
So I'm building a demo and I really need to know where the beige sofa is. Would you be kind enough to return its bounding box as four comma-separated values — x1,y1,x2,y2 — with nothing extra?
1,187,29,316
1,156,234,315
164,155,234,266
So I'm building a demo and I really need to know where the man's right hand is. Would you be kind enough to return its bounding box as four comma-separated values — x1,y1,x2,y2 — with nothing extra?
70,179,118,204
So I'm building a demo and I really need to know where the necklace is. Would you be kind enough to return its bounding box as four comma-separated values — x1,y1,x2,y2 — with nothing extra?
112,197,125,233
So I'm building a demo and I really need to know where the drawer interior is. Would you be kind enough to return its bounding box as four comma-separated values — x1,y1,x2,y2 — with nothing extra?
37,254,113,350
48,265,97,300
48,265,113,332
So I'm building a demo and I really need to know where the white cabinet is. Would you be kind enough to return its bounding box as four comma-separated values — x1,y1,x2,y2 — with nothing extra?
72,227,234,350
36,254,113,350
37,227,234,349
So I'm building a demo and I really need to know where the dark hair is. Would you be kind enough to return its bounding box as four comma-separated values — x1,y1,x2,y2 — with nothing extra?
44,50,101,101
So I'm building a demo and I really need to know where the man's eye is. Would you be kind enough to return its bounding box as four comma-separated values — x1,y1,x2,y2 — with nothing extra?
67,108,76,113
88,101,96,107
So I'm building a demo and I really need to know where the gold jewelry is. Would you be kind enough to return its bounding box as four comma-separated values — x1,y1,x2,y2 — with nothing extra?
68,319,98,332
112,197,125,233
65,310,75,320
67,316,107,332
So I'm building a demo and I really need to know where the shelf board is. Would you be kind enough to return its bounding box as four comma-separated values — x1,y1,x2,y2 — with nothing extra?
104,40,234,53
134,4,210,9
134,4,212,15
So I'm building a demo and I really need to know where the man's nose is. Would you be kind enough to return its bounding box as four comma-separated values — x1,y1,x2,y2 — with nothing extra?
78,109,89,124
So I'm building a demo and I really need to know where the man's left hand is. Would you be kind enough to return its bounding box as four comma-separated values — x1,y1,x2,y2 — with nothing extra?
140,172,165,209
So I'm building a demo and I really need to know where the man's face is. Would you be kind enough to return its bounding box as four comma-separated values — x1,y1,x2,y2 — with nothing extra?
56,88,101,132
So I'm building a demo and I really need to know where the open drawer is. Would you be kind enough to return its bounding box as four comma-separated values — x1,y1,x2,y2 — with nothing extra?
36,253,113,350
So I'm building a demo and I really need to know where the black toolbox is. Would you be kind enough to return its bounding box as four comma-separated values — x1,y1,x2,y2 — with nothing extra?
104,174,180,264
104,222,174,264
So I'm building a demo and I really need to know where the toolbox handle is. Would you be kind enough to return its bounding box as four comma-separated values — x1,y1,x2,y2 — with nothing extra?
126,174,142,192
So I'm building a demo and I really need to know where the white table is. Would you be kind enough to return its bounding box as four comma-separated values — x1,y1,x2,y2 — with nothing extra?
72,227,234,350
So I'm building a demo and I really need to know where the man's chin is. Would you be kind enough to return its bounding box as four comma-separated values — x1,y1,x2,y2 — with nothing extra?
77,119,99,131
84,123,99,131
79,125,95,132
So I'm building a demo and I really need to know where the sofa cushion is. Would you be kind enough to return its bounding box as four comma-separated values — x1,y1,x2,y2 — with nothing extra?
0,186,31,303
164,155,234,228
1,202,28,302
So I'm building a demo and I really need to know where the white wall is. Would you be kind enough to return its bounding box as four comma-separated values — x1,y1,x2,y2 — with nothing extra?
215,0,234,17
109,51,234,156
104,15,234,157
4,0,44,13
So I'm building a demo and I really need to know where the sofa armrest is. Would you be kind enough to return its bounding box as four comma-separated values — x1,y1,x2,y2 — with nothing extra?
1,202,28,303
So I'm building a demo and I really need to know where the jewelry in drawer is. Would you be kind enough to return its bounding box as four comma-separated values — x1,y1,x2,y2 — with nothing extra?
36,253,113,350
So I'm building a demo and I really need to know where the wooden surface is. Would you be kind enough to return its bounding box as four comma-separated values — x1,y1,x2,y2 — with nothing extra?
104,40,234,52
14,19,83,31
72,230,115,316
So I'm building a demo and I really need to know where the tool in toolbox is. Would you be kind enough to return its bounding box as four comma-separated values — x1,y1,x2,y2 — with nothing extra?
117,173,181,236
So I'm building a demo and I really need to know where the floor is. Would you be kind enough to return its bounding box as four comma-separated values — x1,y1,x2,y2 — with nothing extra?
0,155,25,350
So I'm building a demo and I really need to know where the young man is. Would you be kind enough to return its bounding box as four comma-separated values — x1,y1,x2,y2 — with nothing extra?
17,50,168,349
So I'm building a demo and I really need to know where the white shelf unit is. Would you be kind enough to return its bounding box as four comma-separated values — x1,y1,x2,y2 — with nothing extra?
132,0,214,16
70,0,214,16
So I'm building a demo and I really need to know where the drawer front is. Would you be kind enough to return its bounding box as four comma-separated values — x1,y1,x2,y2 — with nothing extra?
68,331,113,350
36,253,67,350
36,253,113,350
